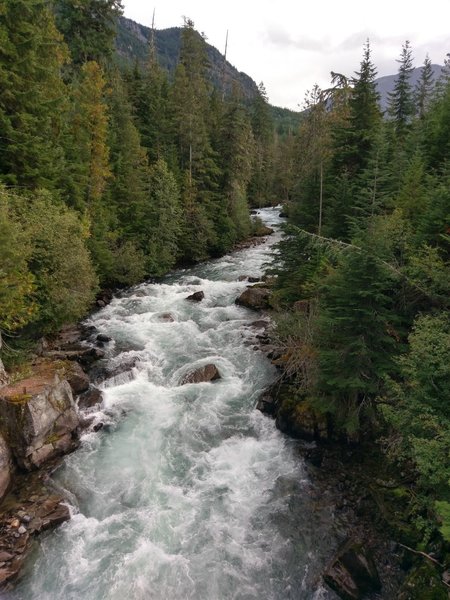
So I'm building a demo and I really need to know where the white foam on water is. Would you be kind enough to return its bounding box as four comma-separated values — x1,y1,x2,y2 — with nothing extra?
7,208,339,600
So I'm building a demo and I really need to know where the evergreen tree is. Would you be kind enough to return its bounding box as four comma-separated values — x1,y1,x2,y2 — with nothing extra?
316,248,399,430
388,41,415,136
219,94,255,240
0,188,36,331
145,159,182,274
248,82,275,207
415,55,435,119
129,36,171,164
108,72,149,240
55,0,123,66
0,0,68,188
68,61,111,210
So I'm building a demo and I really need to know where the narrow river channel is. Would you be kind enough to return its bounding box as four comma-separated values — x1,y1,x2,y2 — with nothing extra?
7,208,339,600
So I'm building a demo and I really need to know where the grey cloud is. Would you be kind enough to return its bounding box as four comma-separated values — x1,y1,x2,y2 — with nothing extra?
265,26,328,51
338,30,406,52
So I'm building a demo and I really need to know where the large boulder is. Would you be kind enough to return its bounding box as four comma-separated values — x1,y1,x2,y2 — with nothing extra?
235,287,271,311
0,433,12,502
180,364,221,385
323,539,381,600
0,364,80,471
77,387,103,410
65,362,90,395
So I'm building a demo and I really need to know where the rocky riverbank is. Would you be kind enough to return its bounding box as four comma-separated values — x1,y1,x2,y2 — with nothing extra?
0,323,112,588
254,305,449,599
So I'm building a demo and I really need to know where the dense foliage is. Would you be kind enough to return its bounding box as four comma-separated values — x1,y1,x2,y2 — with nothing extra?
0,3,277,339
273,42,450,548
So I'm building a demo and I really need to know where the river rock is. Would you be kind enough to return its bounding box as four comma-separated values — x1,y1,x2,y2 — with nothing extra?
0,364,79,470
323,539,381,600
235,287,271,310
96,334,112,344
238,275,261,283
159,313,175,322
65,362,90,395
77,387,103,409
43,347,105,367
186,291,205,302
0,433,12,502
256,394,276,415
180,364,221,385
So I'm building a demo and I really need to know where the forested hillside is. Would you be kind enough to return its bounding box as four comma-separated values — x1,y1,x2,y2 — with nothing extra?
0,0,280,348
272,40,450,570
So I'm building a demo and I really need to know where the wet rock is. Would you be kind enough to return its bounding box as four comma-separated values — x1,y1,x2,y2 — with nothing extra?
96,334,112,344
43,347,105,367
323,539,381,600
66,363,90,395
159,313,175,322
96,290,113,308
186,291,205,302
77,387,103,410
0,365,79,470
238,275,261,283
93,422,104,432
180,364,221,385
250,319,270,329
256,394,276,415
235,287,271,311
0,433,12,501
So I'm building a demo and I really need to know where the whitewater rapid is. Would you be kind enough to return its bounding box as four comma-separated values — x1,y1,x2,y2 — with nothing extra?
7,208,338,600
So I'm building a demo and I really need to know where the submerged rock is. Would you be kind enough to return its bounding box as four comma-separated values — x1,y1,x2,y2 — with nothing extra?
180,364,221,385
235,287,271,310
186,291,205,302
323,539,381,600
159,312,175,322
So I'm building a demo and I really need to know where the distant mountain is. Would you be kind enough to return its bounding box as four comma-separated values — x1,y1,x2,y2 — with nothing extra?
115,17,302,134
116,17,259,100
375,64,444,112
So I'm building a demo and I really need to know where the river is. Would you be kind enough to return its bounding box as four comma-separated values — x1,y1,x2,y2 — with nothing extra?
7,208,339,600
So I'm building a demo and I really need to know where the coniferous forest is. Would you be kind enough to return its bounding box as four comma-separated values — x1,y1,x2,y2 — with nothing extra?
272,41,450,566
1,0,450,594
0,0,276,337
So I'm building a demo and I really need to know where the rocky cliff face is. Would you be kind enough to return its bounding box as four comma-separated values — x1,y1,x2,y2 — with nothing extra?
0,363,79,473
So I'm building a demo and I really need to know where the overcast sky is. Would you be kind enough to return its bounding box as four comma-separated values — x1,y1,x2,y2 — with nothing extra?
122,0,450,110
